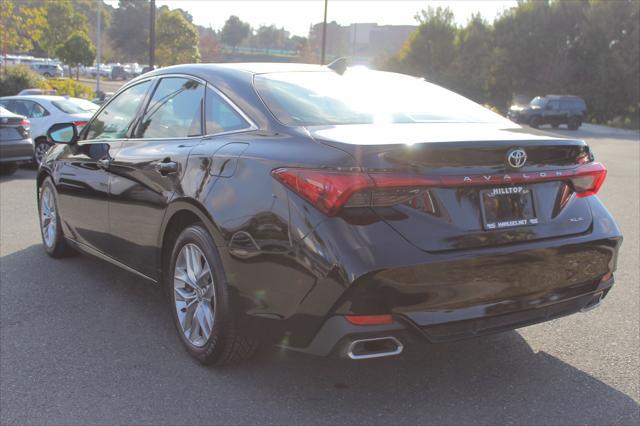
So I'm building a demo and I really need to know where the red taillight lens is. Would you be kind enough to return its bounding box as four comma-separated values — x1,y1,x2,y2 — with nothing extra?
20,119,30,127
271,168,436,215
345,315,393,326
73,121,88,128
569,162,607,198
272,168,372,215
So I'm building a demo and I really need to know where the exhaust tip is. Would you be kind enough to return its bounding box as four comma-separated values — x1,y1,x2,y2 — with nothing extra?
346,336,404,360
581,292,604,312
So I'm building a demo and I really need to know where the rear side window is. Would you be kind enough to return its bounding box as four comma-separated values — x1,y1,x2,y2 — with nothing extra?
5,100,48,118
85,80,151,140
205,87,250,134
136,77,204,139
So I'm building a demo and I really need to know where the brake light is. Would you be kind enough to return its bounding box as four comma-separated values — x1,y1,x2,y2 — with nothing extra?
569,162,607,198
345,315,393,326
73,121,88,128
20,119,30,127
272,168,435,215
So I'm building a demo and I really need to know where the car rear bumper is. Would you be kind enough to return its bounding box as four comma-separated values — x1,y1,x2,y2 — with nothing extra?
0,138,34,163
292,275,614,358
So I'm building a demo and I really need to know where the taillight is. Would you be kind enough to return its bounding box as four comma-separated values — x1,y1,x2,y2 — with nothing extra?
569,162,607,198
345,315,393,325
271,168,435,215
73,121,88,128
272,162,607,216
20,119,30,127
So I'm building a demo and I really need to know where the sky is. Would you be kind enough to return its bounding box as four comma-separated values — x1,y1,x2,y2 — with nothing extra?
104,0,518,36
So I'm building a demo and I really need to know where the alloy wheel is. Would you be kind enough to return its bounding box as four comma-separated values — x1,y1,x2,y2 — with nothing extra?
35,142,51,166
173,243,216,347
40,186,57,248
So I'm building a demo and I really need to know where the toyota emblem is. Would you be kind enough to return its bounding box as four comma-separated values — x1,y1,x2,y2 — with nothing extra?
507,148,527,168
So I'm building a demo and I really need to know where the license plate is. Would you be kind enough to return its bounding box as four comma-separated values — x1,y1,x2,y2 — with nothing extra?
480,186,538,230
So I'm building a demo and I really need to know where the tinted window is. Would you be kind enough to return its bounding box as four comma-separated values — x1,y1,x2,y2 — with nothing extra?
136,77,204,139
85,80,151,140
547,100,560,110
205,87,250,134
560,101,571,110
254,70,511,126
6,100,48,118
52,99,88,114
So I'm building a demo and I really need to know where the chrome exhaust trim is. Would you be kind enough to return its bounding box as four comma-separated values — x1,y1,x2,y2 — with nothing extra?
346,336,404,360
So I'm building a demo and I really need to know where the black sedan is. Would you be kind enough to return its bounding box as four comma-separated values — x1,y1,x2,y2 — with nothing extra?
38,63,622,365
0,106,33,175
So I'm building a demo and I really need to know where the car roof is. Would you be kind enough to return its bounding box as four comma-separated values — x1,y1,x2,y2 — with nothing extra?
143,62,328,79
545,94,585,100
0,95,68,102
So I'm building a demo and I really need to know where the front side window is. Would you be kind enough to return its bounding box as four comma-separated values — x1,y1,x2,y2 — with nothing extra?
85,80,151,140
254,69,513,126
205,87,250,134
136,77,204,139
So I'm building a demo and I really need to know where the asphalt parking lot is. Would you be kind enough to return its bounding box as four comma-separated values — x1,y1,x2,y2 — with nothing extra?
1,124,638,425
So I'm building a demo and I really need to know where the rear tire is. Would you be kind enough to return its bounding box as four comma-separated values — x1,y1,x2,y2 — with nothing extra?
34,139,52,167
0,163,18,176
529,116,541,129
167,223,258,365
39,177,74,257
568,116,580,130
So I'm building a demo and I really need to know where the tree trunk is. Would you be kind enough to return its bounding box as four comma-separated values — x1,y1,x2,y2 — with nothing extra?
76,65,79,81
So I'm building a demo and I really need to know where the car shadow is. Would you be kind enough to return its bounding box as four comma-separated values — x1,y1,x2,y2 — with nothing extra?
1,245,638,425
0,166,37,183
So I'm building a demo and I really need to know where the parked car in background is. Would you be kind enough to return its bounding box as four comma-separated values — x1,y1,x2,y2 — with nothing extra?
17,88,57,96
0,95,97,166
508,95,587,130
140,65,155,75
30,63,64,78
110,65,130,80
91,91,114,106
38,64,621,365
0,106,33,175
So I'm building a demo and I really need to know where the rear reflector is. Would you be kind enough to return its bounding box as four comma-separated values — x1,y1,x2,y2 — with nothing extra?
272,162,607,216
345,315,393,326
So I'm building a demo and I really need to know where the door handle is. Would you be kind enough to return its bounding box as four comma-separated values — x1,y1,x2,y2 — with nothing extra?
97,158,111,169
154,160,178,175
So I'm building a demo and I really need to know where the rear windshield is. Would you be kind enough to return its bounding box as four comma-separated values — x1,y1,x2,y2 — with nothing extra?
254,69,512,126
52,99,95,114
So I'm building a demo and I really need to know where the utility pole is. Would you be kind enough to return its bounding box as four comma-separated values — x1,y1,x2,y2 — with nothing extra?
149,0,156,69
96,5,101,94
320,0,328,65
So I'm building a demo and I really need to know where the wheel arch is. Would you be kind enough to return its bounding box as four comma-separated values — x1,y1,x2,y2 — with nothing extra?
158,198,226,279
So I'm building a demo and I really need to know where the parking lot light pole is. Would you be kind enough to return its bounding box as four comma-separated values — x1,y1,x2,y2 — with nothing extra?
96,5,101,94
321,0,328,65
149,0,156,69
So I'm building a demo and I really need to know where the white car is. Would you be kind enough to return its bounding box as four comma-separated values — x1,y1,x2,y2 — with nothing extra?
0,95,98,165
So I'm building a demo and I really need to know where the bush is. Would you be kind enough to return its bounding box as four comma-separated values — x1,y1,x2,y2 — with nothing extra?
0,65,48,96
46,79,94,99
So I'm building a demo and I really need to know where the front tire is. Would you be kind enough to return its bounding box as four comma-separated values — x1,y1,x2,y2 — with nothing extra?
167,224,258,365
529,116,541,129
568,116,580,130
39,177,73,257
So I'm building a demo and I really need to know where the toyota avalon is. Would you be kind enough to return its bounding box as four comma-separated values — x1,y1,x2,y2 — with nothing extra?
37,63,622,365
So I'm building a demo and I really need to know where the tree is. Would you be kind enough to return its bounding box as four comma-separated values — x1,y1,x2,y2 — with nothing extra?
38,0,88,57
155,9,200,66
199,27,220,63
56,31,96,80
1,0,46,56
109,0,150,62
451,14,494,104
393,7,457,88
220,15,250,52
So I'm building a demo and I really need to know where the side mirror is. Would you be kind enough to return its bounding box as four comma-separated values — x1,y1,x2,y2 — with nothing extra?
47,122,78,144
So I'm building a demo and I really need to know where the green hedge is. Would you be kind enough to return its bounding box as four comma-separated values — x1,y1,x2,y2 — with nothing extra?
46,78,94,99
0,65,48,96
